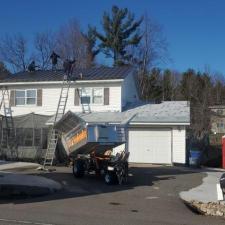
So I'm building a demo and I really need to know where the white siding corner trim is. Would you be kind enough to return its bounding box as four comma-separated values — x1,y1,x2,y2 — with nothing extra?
172,126,186,164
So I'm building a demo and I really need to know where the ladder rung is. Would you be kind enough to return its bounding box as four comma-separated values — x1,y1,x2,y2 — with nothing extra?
46,154,55,157
45,158,53,165
49,139,57,141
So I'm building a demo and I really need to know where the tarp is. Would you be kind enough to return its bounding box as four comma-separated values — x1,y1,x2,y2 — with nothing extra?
1,113,51,129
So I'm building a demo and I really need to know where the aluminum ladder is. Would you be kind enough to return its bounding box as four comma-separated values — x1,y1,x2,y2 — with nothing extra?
0,87,18,159
43,77,71,167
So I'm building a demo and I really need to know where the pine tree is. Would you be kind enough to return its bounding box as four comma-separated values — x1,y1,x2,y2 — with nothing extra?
94,5,143,66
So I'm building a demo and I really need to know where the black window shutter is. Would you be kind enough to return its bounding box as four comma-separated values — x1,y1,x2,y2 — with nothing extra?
74,88,80,106
104,88,109,105
37,89,42,106
10,90,15,106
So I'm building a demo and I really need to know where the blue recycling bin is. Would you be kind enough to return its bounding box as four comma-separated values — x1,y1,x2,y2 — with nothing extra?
189,149,202,167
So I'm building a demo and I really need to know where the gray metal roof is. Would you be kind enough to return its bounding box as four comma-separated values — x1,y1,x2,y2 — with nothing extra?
47,101,190,126
0,66,133,83
127,101,190,124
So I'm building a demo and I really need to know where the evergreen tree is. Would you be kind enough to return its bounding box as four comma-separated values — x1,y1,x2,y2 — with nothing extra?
94,5,143,66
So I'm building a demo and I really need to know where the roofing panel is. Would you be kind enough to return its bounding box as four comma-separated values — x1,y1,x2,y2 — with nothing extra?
46,101,190,126
0,66,133,83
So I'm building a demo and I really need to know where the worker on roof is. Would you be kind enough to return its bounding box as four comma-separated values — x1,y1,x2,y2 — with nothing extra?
50,51,60,71
63,59,76,80
28,61,38,72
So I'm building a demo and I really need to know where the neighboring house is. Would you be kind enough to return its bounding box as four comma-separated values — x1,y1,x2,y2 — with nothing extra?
209,105,225,134
0,67,190,165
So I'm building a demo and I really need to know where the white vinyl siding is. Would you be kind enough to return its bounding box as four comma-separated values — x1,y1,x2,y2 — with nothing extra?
121,71,139,108
1,82,122,116
172,127,186,164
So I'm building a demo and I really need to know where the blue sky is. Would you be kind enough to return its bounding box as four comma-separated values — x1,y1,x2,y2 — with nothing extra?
0,0,225,74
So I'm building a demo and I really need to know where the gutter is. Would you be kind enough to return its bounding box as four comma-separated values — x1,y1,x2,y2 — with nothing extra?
0,79,124,86
129,122,190,126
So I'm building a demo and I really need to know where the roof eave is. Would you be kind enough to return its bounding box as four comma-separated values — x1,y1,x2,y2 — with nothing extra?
129,122,190,126
0,79,124,86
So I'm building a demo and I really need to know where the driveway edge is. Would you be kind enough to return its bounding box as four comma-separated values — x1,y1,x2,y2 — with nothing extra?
182,199,225,217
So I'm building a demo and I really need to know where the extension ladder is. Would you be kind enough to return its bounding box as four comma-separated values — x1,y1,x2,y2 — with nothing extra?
0,87,17,159
43,77,71,167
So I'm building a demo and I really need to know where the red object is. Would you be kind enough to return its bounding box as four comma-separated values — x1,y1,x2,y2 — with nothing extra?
222,136,225,169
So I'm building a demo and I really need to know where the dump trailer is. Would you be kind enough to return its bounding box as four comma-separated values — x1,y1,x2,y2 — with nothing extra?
54,111,129,184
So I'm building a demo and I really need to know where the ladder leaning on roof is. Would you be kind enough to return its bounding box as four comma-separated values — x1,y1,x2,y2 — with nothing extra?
0,87,18,159
43,76,72,167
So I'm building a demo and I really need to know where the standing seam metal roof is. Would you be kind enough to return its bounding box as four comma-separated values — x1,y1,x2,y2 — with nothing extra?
0,66,133,83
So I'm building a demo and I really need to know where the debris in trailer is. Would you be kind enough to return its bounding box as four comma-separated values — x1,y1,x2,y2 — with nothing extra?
54,111,129,185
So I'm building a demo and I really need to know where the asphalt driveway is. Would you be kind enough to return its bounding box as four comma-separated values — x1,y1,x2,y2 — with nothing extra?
0,165,224,225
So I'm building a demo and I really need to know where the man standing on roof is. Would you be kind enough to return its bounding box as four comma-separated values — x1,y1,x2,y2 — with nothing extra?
50,51,60,71
63,58,76,80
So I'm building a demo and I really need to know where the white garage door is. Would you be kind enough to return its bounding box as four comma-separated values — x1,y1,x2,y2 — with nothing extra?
128,128,172,164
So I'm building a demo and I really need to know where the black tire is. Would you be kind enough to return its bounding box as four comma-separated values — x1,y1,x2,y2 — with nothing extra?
104,171,118,185
73,160,85,178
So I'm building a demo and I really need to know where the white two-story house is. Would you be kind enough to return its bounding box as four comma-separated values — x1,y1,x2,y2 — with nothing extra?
0,66,190,165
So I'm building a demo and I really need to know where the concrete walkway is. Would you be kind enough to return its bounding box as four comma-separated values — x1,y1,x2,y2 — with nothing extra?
0,160,40,171
180,169,224,203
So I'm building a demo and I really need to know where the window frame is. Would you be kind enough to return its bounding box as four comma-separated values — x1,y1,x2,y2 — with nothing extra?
15,89,37,106
79,87,104,105
92,88,104,105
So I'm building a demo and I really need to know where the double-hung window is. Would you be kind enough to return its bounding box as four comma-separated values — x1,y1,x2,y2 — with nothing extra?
15,90,37,106
79,88,103,105
92,88,103,104
80,88,91,104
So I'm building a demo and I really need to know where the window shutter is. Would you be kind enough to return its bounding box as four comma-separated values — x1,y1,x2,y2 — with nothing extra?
104,88,109,105
37,89,42,106
74,88,80,106
10,90,15,106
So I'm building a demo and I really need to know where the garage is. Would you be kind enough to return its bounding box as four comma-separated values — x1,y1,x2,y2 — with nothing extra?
75,101,190,165
128,128,172,164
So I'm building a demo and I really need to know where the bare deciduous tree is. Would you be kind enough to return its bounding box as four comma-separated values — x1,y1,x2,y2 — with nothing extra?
0,34,28,72
131,14,169,73
34,31,56,69
56,19,90,68
83,25,99,67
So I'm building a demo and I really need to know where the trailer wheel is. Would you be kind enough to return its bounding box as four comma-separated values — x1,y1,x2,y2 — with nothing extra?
104,171,118,185
73,160,85,178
